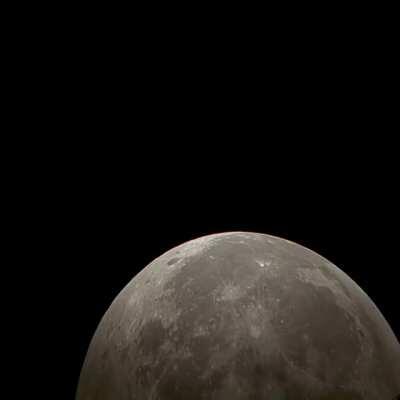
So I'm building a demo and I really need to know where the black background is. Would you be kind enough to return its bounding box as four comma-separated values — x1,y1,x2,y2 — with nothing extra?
10,5,399,399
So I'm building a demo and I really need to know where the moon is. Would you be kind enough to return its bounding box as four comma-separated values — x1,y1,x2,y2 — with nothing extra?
77,232,400,399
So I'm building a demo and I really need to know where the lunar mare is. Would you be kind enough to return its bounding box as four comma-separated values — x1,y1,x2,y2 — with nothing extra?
77,232,400,399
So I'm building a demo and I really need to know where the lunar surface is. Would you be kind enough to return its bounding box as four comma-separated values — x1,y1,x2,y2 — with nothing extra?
77,232,400,400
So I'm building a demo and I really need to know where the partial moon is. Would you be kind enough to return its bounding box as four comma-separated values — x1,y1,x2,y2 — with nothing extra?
77,232,400,399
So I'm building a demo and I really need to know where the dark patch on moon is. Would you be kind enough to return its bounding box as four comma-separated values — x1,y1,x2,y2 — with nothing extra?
76,232,400,400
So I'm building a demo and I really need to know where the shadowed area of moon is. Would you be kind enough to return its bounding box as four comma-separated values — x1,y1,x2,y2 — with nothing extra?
77,232,400,400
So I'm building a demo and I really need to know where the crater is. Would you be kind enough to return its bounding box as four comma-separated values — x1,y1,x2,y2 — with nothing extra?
167,257,180,266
